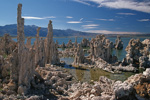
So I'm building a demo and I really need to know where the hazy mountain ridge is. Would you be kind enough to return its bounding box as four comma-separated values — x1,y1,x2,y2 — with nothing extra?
0,24,98,37
0,24,149,37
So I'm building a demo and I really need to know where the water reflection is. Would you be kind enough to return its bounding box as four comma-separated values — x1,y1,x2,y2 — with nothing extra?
60,57,135,82
116,49,123,61
75,69,85,81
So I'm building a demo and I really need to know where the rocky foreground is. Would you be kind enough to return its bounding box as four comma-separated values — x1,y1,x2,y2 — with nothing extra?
1,66,150,100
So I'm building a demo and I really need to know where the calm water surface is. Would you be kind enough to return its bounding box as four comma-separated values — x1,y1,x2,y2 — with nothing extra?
60,57,135,82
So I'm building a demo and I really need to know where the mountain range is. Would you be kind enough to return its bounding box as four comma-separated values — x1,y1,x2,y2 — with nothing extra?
0,24,149,37
0,24,97,37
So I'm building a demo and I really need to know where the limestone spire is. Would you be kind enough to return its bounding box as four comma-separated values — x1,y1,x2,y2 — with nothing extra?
17,3,25,53
47,20,53,42
45,20,53,64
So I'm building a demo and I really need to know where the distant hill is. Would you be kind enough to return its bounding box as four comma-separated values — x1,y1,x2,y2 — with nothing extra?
0,24,98,37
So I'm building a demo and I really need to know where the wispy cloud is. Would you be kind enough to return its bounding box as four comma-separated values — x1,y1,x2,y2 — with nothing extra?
22,16,56,20
66,16,73,18
67,21,82,24
73,0,91,6
86,30,141,34
96,19,115,21
82,24,99,29
44,16,56,18
138,19,150,22
67,18,83,24
80,18,83,21
117,13,136,15
74,0,150,13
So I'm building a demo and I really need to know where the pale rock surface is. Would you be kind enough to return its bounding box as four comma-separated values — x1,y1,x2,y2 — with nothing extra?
73,44,85,65
81,38,90,47
66,40,73,48
89,35,117,63
45,20,60,65
122,38,150,68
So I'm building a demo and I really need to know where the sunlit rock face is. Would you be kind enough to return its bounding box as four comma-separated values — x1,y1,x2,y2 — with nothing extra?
73,44,85,65
122,38,150,68
80,38,90,47
89,35,117,63
16,4,35,94
45,20,60,65
115,35,123,50
34,27,46,67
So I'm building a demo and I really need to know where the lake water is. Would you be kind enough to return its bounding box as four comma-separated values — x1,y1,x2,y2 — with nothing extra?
12,36,149,82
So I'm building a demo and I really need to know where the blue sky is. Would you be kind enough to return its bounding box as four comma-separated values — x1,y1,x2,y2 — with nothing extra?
0,0,149,34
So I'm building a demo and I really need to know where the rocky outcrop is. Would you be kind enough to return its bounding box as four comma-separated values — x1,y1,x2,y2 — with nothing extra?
115,35,123,50
0,34,16,55
89,35,117,63
65,68,150,100
59,42,66,48
73,44,85,65
0,3,61,98
45,21,60,65
66,40,73,48
35,65,72,96
81,38,90,47
122,39,150,68
17,4,36,94
73,36,78,48
0,55,10,80
34,27,46,67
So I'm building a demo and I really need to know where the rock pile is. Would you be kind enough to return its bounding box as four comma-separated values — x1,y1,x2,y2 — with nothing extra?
36,65,72,96
61,68,150,100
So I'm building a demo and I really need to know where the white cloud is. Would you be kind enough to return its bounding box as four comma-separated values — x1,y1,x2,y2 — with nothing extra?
67,21,82,23
138,19,150,22
44,16,56,18
22,16,56,20
86,30,141,34
66,16,73,18
73,0,91,6
75,0,150,13
109,19,114,21
67,18,83,24
117,13,136,15
82,24,99,29
96,19,115,21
